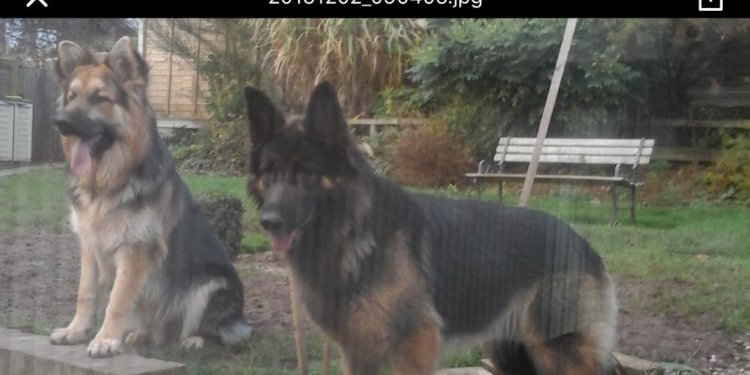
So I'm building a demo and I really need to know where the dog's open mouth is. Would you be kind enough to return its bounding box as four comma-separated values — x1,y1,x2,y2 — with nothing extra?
269,230,297,253
70,135,101,176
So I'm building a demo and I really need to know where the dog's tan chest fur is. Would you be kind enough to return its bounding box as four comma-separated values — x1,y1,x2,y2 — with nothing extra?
70,187,167,281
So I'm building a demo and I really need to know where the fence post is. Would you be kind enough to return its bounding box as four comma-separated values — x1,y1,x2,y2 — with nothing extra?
369,123,377,146
10,58,21,97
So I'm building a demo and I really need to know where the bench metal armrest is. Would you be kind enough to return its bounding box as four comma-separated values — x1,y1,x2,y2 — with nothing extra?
614,163,624,179
628,137,646,186
617,163,646,187
477,160,500,174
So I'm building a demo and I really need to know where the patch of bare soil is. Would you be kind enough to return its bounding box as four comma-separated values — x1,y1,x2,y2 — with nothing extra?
615,277,750,374
1,229,748,373
0,230,78,328
235,252,301,331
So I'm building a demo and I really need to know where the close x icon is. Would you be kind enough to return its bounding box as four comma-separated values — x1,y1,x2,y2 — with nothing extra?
699,0,723,11
26,0,48,7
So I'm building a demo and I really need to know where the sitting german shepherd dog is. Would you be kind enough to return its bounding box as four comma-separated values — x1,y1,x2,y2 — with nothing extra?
244,82,618,374
49,36,251,357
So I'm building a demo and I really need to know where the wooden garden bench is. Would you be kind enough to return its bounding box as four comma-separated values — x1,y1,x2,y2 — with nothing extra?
465,137,655,225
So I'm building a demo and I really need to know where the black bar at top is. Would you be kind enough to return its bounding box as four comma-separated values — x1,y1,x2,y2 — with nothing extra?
7,0,745,18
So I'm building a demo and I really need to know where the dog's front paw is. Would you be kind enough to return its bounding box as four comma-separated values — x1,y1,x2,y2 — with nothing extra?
87,337,122,358
50,327,88,345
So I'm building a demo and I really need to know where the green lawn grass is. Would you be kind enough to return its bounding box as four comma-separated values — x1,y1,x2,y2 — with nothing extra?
1,168,748,373
0,168,68,235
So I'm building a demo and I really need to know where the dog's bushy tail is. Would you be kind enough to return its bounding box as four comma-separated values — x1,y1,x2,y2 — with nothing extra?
218,318,252,345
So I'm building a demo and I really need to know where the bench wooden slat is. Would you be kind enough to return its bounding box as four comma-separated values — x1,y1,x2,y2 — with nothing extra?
496,145,654,157
495,154,652,164
497,138,655,147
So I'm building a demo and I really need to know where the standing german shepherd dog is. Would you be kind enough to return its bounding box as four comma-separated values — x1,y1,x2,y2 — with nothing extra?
244,82,618,375
49,37,251,358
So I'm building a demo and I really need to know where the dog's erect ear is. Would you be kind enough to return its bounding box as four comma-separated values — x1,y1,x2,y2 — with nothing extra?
305,81,353,150
107,36,148,82
244,86,285,145
56,41,87,80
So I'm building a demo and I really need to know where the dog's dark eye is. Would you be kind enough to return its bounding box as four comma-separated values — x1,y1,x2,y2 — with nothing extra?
67,91,78,101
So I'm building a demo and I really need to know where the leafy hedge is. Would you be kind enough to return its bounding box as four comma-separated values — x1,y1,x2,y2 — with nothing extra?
408,19,644,160
196,193,245,259
704,134,750,203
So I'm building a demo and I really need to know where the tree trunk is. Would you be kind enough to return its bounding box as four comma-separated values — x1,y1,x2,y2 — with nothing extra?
0,19,7,56
22,19,39,57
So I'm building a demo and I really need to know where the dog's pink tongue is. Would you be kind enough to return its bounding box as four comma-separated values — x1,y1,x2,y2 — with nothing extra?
70,138,95,176
270,231,296,253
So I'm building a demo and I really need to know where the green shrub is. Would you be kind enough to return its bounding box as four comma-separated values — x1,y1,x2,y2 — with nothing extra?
167,128,214,173
648,159,672,174
360,86,430,176
409,19,643,160
370,86,425,118
704,134,750,203
197,48,276,174
386,123,473,188
356,126,401,177
196,193,245,258
171,27,278,175
241,233,269,254
204,119,248,175
436,95,505,162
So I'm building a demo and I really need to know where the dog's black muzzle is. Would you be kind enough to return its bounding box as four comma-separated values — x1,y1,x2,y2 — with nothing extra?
54,110,117,157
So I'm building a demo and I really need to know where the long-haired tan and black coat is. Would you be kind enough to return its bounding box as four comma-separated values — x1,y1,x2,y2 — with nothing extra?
244,82,618,375
50,36,250,358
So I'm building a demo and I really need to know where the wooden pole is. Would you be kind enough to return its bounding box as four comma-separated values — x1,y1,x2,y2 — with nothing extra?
288,272,308,375
166,20,175,118
518,18,578,207
321,340,330,375
194,19,203,116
